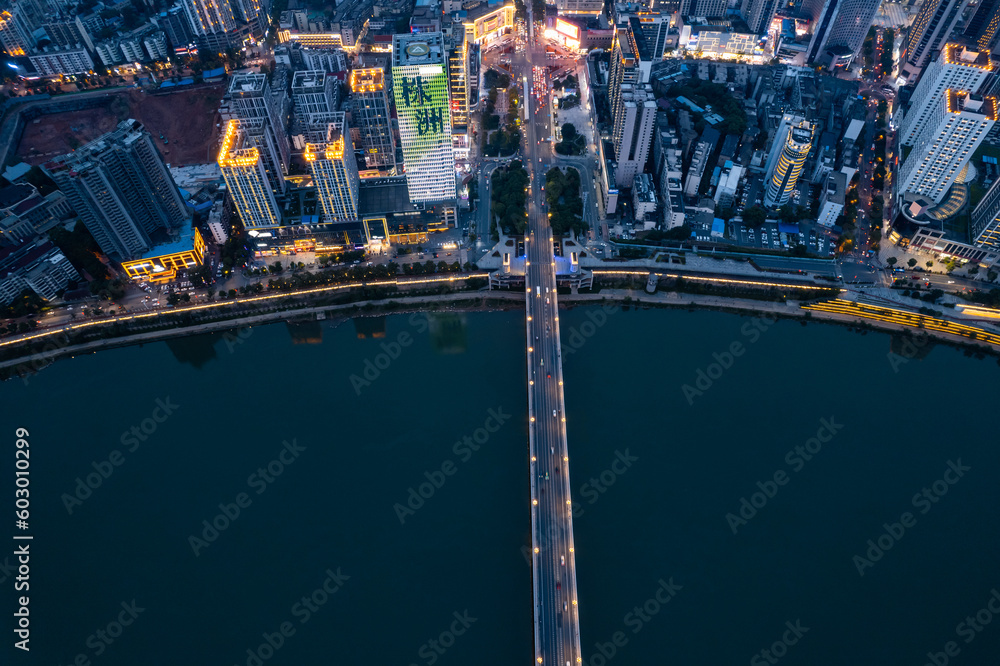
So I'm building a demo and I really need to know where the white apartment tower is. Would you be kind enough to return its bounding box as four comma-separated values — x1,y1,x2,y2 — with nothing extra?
613,84,657,188
218,119,282,229
899,91,997,203
901,44,993,146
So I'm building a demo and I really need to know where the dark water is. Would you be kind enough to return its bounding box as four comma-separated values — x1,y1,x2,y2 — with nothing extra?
2,307,999,666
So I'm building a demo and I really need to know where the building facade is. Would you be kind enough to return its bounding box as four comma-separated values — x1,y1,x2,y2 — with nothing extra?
901,0,968,83
803,0,881,69
391,32,457,203
970,175,1000,250
613,84,656,188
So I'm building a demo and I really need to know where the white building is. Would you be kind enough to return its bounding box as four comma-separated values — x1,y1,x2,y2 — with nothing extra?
764,120,813,208
817,171,846,227
144,31,169,61
217,119,281,229
391,32,457,203
632,173,658,226
613,84,656,188
29,47,94,76
901,44,992,147
120,35,145,62
305,112,360,223
899,91,997,204
714,163,744,209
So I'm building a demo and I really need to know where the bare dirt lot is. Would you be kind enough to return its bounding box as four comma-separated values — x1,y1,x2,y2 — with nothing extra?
16,85,224,166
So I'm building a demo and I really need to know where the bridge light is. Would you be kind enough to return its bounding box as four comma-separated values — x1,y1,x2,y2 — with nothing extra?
533,499,538,505
534,547,540,554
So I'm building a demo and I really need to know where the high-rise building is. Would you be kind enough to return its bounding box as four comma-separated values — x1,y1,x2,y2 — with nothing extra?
292,70,337,116
901,0,968,83
305,113,360,223
391,32,457,203
154,4,194,49
964,0,1000,53
610,20,653,149
741,0,781,34
0,6,34,56
762,113,806,180
217,119,282,229
556,0,603,16
970,176,1000,249
899,91,997,204
803,0,881,69
349,67,396,170
679,0,727,17
613,8,673,61
43,120,189,260
613,84,657,188
448,28,470,137
901,45,992,146
181,0,236,36
223,73,290,186
764,119,814,208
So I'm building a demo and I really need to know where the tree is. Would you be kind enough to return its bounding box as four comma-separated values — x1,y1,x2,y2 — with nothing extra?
907,258,917,268
927,261,934,268
989,269,998,282
742,206,766,229
561,123,577,141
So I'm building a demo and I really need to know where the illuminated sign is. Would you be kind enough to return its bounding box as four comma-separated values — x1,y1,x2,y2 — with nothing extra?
483,15,500,33
555,19,579,40
472,6,514,42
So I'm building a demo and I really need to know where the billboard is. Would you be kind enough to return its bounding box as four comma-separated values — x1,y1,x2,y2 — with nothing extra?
473,6,514,42
390,61,455,201
555,19,579,40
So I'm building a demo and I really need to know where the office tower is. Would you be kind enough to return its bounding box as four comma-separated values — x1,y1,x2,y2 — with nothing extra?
613,84,657,188
764,119,814,208
223,73,290,183
0,6,34,56
899,91,997,204
965,0,1000,52
305,113,360,223
741,0,781,34
43,120,188,260
610,19,653,145
763,113,806,180
391,32,457,203
181,0,236,36
614,10,672,62
803,0,881,69
970,176,1000,249
901,45,992,146
679,0,727,17
901,0,968,83
218,119,282,229
350,67,396,170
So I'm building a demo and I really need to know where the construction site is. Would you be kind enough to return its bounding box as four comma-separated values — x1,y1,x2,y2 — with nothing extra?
14,85,224,167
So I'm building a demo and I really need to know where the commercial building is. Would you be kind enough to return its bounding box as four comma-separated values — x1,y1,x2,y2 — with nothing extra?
391,32,457,203
613,84,657,188
964,0,1000,53
741,0,781,34
305,113,360,223
970,176,1000,250
899,91,997,204
764,119,814,208
349,68,396,171
292,70,337,116
217,119,282,229
803,0,881,69
448,26,471,157
901,45,992,146
556,0,603,17
900,0,967,83
43,120,189,260
121,225,207,283
817,171,846,227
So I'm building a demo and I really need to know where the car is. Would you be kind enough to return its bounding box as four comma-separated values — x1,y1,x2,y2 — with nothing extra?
561,556,565,566
553,409,557,417
556,582,561,590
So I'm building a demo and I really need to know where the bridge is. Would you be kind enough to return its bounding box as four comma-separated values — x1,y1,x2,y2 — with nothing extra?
522,10,582,666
